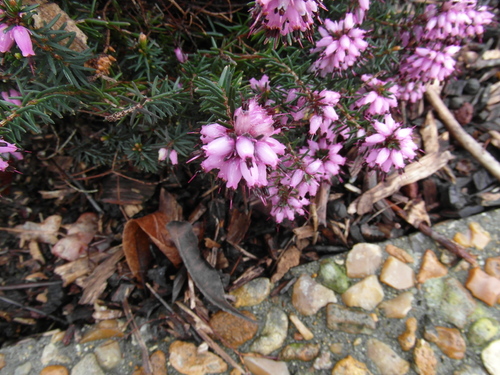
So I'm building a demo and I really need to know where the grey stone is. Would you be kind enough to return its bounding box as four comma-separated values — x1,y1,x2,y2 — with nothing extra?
13,362,31,375
41,342,71,365
326,303,376,334
71,353,105,375
292,274,337,316
250,307,288,355
94,340,122,370
367,338,410,375
482,339,500,375
230,277,271,307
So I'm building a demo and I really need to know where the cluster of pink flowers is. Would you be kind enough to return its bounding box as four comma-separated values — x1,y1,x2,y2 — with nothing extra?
0,10,35,57
423,0,494,41
249,0,324,43
200,99,285,189
362,114,417,173
310,13,368,76
354,75,398,116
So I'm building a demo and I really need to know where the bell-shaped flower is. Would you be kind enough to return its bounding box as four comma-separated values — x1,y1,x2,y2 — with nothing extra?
0,24,14,53
12,26,35,57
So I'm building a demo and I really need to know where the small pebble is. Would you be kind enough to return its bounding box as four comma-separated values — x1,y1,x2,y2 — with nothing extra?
150,350,167,375
398,317,417,351
367,338,410,375
250,307,288,355
292,274,337,316
379,256,415,290
385,244,414,263
94,339,122,370
465,267,500,306
317,258,350,293
41,343,71,365
330,343,344,355
279,343,320,361
326,303,376,334
71,354,105,375
414,339,437,375
40,365,69,375
243,356,290,375
425,326,466,360
81,320,124,343
439,277,476,329
230,278,271,307
468,318,500,347
417,250,448,284
169,341,227,375
485,257,500,279
289,314,314,340
346,243,383,278
379,291,414,318
342,275,384,311
14,362,31,375
313,351,332,370
331,355,371,375
209,310,258,348
482,340,500,375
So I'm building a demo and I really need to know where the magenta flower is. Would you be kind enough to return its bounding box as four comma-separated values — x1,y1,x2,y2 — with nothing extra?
399,44,460,83
12,26,34,57
200,99,285,189
249,75,270,93
0,23,15,53
396,81,426,103
363,114,417,172
310,14,368,76
354,75,398,116
300,138,345,181
308,89,341,136
249,0,323,43
1,89,22,106
174,47,187,63
0,138,18,172
158,148,178,165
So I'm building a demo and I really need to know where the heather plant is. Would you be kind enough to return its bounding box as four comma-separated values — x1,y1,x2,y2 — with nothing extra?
0,0,495,223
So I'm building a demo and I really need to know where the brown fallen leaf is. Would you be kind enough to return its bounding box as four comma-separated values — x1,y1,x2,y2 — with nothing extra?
167,221,255,323
123,190,183,282
271,245,301,283
52,213,99,261
226,208,251,245
12,215,62,246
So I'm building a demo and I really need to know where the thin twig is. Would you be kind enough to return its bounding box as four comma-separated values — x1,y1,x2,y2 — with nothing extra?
471,58,500,70
425,86,500,182
0,281,62,291
0,295,68,325
123,298,152,375
386,200,477,266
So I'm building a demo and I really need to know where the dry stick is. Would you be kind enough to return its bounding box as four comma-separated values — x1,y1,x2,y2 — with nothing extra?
425,86,500,182
0,295,67,325
386,200,477,266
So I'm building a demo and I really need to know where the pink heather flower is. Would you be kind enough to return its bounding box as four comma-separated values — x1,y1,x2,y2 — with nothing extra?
396,81,426,103
249,0,323,43
1,89,22,106
308,89,341,136
423,1,494,41
249,75,270,93
158,148,178,164
0,138,17,172
200,99,285,189
310,14,369,76
0,23,15,53
399,45,460,83
300,138,345,181
354,75,398,116
12,26,35,57
174,47,187,63
354,0,370,23
363,114,417,173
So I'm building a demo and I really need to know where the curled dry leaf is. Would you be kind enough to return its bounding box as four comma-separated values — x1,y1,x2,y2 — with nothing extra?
123,190,183,283
52,213,99,261
14,215,62,246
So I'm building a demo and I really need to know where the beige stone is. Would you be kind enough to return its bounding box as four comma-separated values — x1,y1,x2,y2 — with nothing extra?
331,355,372,375
417,250,448,284
243,356,290,375
346,243,383,278
380,256,415,290
289,314,314,340
465,267,500,306
379,291,414,318
414,340,437,375
342,275,384,311
292,274,337,315
385,244,414,263
169,341,227,375
485,256,500,279
367,338,410,375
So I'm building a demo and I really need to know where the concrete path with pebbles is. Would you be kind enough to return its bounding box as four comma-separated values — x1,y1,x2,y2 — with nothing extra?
1,209,500,375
